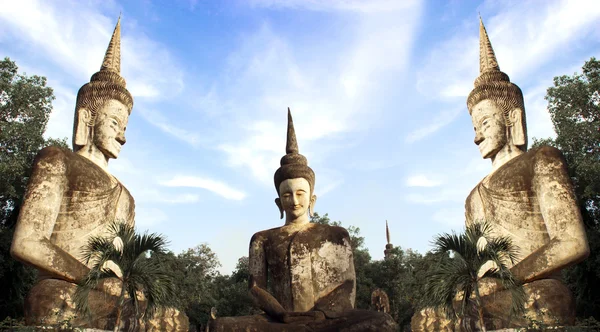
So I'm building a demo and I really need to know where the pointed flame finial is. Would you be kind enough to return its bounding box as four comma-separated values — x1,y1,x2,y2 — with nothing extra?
479,16,500,74
286,107,299,154
101,16,121,74
386,220,391,245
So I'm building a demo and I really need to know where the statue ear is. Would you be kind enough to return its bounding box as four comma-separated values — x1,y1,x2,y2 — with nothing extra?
309,195,317,217
275,198,283,219
509,108,526,148
74,108,92,147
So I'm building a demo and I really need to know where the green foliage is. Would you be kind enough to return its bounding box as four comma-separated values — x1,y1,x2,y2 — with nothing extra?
0,57,68,321
74,221,176,327
423,221,525,331
533,57,600,320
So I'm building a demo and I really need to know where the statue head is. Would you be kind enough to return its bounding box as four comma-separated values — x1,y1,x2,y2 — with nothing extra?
73,17,133,159
274,109,317,220
467,17,527,159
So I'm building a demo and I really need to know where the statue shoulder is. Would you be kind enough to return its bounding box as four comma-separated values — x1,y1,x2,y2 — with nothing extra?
312,223,351,243
32,146,72,173
250,228,277,244
529,145,566,164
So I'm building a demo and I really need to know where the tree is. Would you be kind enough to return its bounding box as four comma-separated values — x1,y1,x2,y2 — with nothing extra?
152,244,222,331
532,57,600,319
74,222,176,331
0,57,68,320
422,222,525,332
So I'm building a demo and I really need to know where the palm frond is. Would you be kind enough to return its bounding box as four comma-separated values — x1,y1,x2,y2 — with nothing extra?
432,231,474,262
128,258,176,319
74,267,120,319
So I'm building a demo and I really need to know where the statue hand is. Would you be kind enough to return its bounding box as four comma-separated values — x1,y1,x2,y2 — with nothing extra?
452,278,502,302
281,311,326,324
476,277,503,297
97,277,123,297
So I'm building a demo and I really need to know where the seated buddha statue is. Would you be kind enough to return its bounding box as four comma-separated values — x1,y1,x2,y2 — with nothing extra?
208,109,397,332
411,18,589,331
10,18,188,331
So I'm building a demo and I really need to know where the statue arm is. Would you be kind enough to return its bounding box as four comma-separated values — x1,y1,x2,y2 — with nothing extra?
511,146,590,283
10,147,90,283
314,232,356,313
248,233,286,320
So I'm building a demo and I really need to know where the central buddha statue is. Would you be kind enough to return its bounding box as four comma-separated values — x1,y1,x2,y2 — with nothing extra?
209,109,397,331
411,18,590,331
10,18,188,331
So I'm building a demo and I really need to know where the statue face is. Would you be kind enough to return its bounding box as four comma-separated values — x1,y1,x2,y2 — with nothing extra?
278,178,313,220
93,99,129,159
471,99,507,159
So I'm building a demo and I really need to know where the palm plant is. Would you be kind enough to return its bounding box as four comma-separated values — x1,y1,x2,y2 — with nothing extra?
422,221,526,332
74,221,176,332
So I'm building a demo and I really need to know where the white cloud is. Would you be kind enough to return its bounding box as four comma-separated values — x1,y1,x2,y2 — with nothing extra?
135,207,169,227
0,0,184,141
207,2,424,186
405,175,443,188
136,190,201,204
432,207,465,227
412,0,600,142
405,107,462,143
137,108,204,147
160,176,247,201
246,0,420,13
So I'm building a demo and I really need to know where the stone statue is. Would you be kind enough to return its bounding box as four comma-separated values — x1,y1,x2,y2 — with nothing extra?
208,109,397,331
371,289,390,314
384,220,393,258
411,18,590,331
10,18,188,331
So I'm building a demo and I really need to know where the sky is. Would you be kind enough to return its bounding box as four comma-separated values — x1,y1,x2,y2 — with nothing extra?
1,0,599,274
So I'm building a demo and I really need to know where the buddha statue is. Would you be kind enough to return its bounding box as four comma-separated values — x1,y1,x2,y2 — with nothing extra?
10,18,188,331
208,109,397,331
411,18,590,331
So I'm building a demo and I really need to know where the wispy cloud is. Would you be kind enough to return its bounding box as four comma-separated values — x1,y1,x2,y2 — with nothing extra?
246,0,420,13
202,1,424,188
137,108,205,147
432,207,465,227
405,107,462,143
0,0,185,141
405,175,443,188
160,176,247,201
135,207,169,227
412,0,600,142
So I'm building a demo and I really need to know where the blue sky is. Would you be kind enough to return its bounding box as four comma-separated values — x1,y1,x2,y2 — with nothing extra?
1,0,599,274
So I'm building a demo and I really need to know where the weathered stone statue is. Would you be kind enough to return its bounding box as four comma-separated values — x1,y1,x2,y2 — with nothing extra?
10,18,188,331
371,289,390,314
411,18,590,331
208,109,397,331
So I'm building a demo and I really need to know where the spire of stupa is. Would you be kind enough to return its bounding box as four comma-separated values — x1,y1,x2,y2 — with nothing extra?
100,15,121,74
478,15,500,74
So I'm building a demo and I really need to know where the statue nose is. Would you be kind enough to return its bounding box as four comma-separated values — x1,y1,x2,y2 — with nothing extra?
116,133,126,145
474,132,484,145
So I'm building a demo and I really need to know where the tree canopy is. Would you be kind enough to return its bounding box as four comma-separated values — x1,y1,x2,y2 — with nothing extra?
0,57,68,320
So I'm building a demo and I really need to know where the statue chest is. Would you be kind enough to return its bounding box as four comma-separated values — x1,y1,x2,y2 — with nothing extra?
466,166,550,262
51,171,135,262
265,227,354,312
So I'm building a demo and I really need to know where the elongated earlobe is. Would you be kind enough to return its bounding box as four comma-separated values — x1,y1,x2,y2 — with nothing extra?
275,198,283,219
309,195,317,217
74,108,92,147
509,108,526,149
